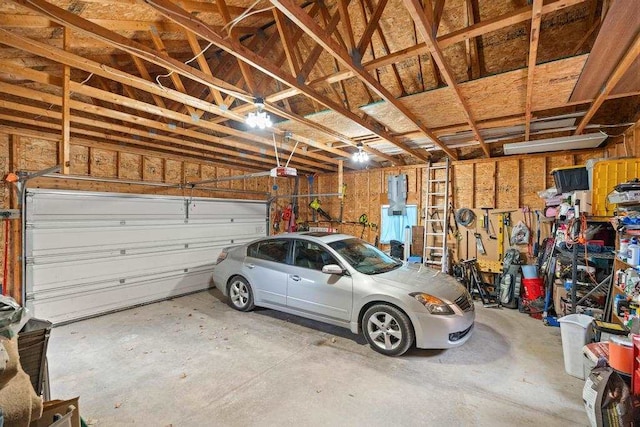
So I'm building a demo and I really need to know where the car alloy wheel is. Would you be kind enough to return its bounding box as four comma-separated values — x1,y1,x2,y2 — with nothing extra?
363,304,414,356
227,277,255,312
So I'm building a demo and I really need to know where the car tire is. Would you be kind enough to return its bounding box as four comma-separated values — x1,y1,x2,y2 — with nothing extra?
362,304,414,356
227,276,255,312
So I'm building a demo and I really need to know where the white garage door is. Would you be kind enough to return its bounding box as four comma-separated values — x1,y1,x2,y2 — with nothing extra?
25,189,268,324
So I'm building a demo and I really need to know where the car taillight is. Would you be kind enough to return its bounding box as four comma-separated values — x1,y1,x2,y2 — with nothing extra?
216,250,228,264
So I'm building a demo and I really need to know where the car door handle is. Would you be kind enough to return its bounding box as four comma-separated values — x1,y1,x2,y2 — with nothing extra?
290,275,301,281
246,263,255,269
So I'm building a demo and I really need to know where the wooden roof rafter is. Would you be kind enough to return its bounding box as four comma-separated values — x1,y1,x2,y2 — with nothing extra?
269,0,456,160
524,0,544,141
6,0,385,168
0,30,357,171
403,0,489,157
142,0,415,164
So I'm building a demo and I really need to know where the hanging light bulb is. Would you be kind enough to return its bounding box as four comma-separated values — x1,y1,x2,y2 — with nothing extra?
352,143,369,163
246,97,272,129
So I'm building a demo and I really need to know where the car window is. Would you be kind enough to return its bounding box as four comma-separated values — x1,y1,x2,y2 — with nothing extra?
329,238,401,275
247,240,290,263
293,240,337,271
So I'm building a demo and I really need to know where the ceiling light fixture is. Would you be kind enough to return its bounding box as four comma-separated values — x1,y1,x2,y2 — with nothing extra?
503,132,607,155
352,143,369,163
246,97,272,129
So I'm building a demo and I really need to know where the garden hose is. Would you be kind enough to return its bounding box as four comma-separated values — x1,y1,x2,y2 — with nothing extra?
455,208,476,227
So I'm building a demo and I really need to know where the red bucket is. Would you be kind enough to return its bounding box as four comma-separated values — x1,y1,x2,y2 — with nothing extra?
522,277,544,301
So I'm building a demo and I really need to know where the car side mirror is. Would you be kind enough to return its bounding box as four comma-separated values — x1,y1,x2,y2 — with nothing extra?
322,264,344,275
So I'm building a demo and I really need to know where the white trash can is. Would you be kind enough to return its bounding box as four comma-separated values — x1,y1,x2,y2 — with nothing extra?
558,313,594,379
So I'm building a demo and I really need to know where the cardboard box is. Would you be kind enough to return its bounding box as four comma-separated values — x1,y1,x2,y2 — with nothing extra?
573,190,592,214
31,397,80,427
554,284,568,316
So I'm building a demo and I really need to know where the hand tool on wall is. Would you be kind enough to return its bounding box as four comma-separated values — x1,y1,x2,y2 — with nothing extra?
480,207,497,240
309,198,332,221
474,232,487,255
491,210,516,260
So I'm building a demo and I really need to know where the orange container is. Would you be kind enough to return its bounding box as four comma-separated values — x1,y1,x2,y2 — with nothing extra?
609,336,633,374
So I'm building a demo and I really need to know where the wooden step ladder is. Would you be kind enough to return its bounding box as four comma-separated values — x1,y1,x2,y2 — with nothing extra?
423,158,450,273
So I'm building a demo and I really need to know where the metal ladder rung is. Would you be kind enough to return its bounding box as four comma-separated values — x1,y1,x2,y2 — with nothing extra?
428,165,448,170
428,192,446,196
424,246,445,250
425,232,445,236
427,179,448,183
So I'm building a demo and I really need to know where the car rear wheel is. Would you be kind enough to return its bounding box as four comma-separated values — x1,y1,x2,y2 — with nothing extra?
227,277,255,312
362,304,414,356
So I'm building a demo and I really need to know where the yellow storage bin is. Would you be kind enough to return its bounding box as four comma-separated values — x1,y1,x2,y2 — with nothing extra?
592,158,640,216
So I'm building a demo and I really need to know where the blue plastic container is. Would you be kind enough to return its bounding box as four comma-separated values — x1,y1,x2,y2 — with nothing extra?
521,265,538,279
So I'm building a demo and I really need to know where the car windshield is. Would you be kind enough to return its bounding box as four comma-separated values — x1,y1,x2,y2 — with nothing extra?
328,238,401,275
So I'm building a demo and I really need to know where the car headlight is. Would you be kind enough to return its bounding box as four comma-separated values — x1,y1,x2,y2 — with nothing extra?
410,292,454,315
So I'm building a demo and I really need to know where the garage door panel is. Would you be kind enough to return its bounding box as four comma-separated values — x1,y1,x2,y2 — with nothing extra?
25,189,267,324
29,247,221,290
27,221,265,257
29,269,214,324
28,191,187,221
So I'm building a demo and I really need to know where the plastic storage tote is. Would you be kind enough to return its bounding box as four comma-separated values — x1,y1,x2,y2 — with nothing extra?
558,313,594,379
591,158,640,217
552,166,588,193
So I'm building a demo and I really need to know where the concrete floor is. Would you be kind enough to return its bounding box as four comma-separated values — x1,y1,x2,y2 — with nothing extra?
47,289,586,426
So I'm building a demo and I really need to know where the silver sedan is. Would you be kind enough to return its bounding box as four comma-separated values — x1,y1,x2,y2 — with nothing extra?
212,232,474,356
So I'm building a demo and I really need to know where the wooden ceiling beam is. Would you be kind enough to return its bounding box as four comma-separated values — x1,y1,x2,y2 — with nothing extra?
297,3,345,84
0,100,304,172
13,0,255,105
524,0,544,141
273,9,301,76
0,85,328,173
356,0,389,58
0,64,340,170
403,0,489,157
148,29,200,117
362,0,406,96
359,0,586,71
432,0,446,34
216,0,257,94
130,55,169,110
338,0,357,52
269,0,452,160
143,0,411,164
255,0,586,116
0,120,287,174
184,32,226,107
574,32,640,135
0,15,258,35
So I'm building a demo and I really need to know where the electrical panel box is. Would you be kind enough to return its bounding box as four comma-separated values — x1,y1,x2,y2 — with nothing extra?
387,174,407,216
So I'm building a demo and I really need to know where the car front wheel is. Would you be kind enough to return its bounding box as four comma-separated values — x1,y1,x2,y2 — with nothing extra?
362,304,414,356
227,277,255,312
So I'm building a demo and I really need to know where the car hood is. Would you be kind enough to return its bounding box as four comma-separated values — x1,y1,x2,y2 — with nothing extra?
369,263,466,303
